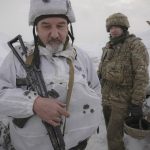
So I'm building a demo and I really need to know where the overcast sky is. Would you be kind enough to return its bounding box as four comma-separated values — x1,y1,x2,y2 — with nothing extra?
0,0,150,57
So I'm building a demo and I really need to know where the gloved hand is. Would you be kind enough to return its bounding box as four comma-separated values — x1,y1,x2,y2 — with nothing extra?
128,103,143,119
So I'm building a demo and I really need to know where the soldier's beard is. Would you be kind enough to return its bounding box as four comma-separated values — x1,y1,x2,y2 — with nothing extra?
46,40,64,55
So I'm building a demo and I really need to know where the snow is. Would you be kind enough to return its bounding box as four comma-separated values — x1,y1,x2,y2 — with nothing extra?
85,117,108,150
0,33,150,150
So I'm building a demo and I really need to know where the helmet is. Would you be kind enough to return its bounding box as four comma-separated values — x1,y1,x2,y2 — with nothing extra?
124,116,150,139
106,13,130,32
29,0,76,26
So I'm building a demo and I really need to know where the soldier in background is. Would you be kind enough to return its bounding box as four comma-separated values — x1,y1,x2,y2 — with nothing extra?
97,13,149,150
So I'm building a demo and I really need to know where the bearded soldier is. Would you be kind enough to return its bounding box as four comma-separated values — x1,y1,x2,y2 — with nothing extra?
97,13,149,150
0,0,102,149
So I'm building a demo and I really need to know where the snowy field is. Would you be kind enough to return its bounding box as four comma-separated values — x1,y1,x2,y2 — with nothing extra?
0,33,150,150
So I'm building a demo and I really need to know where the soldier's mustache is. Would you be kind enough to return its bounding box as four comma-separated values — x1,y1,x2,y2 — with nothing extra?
47,39,62,45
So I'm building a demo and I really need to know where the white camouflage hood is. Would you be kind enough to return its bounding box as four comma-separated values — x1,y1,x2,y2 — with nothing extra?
29,0,76,25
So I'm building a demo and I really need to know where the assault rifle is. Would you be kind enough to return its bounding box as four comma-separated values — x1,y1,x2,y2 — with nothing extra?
8,35,65,150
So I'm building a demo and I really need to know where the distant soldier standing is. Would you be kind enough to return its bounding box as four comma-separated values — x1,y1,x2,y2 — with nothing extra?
97,13,149,150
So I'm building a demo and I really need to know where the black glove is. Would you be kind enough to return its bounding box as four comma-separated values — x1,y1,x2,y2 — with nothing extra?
128,103,143,119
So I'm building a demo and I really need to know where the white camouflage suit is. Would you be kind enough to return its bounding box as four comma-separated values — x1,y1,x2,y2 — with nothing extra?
0,43,102,150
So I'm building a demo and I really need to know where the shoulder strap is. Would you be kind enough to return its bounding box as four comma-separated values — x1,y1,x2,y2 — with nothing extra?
66,58,74,110
62,58,74,135
25,53,34,65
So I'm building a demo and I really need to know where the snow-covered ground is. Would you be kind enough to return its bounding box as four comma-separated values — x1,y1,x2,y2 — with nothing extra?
0,33,150,150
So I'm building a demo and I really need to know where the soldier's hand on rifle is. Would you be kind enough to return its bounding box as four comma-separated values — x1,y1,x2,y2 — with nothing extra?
33,96,70,126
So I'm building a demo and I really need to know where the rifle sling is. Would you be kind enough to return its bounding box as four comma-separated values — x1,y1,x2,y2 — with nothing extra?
15,52,75,144
62,58,74,135
66,58,74,110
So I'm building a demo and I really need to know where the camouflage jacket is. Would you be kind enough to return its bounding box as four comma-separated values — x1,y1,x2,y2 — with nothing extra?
98,34,149,107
